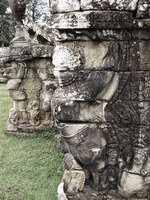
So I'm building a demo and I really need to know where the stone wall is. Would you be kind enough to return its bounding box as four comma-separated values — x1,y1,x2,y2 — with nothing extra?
50,0,150,200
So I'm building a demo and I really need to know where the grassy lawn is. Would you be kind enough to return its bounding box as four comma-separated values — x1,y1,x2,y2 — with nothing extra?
0,84,63,200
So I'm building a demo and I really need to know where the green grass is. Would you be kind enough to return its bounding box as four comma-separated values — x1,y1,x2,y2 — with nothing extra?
0,84,63,200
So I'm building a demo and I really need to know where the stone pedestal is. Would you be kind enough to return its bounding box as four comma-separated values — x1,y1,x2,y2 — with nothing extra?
51,0,150,199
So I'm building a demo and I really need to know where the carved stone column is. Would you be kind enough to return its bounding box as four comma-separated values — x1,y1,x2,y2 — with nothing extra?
51,0,150,199
0,0,57,134
0,44,55,134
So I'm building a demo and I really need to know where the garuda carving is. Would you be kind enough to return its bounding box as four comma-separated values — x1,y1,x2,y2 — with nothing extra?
52,39,150,199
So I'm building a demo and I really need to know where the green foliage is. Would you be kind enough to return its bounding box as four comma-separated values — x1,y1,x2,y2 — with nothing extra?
0,14,15,46
0,84,63,200
0,0,15,46
0,0,8,15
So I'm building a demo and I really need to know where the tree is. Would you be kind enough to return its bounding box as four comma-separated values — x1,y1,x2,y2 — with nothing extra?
0,0,15,46
29,0,50,22
0,0,8,15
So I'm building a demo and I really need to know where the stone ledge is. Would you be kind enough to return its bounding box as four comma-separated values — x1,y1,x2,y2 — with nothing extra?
51,11,133,29
50,0,139,13
50,0,150,20
0,45,53,63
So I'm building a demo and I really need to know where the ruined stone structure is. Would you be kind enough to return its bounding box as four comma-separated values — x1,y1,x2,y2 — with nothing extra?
0,0,55,133
0,0,150,199
50,0,150,200
0,45,55,133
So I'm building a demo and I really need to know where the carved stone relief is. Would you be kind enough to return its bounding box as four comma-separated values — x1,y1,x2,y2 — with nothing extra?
0,44,55,134
0,0,150,199
51,0,150,199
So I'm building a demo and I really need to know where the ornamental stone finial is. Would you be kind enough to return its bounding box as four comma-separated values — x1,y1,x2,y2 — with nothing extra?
8,0,30,47
8,0,27,24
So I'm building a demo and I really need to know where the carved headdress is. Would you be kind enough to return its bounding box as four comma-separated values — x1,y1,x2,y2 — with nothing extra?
53,44,83,70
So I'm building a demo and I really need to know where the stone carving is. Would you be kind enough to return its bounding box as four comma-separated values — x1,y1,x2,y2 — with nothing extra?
51,0,150,199
41,80,56,126
0,0,150,198
28,100,40,126
0,44,54,134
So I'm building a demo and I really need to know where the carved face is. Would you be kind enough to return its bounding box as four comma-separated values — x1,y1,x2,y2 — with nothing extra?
60,124,106,165
54,67,77,86
53,45,82,86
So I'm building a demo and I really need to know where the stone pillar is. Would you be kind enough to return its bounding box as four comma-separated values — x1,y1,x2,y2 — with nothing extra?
0,0,56,134
51,0,150,199
0,44,55,134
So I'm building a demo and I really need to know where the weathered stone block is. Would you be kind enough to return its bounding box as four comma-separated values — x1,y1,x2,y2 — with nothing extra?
81,0,139,11
105,100,150,126
51,11,133,29
52,100,107,123
113,72,150,101
54,29,132,42
53,41,120,70
53,41,139,71
51,0,80,13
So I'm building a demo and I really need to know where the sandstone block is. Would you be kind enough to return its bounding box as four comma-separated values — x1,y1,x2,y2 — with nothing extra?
51,11,133,29
81,0,139,11
51,0,80,13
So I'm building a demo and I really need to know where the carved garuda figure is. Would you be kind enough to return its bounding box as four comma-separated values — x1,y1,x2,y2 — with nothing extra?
52,43,122,199
51,0,150,199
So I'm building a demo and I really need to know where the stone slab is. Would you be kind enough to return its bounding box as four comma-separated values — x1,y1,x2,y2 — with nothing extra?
54,29,132,42
0,45,53,63
53,70,150,101
50,0,150,19
51,11,133,29
51,0,80,13
81,0,139,11
53,40,150,71
50,0,140,13
53,41,140,71
53,97,150,126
